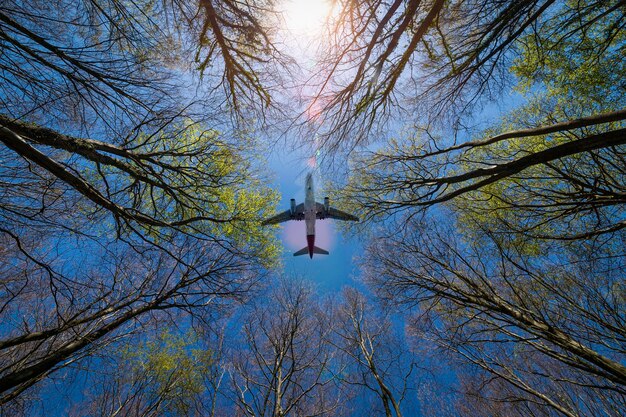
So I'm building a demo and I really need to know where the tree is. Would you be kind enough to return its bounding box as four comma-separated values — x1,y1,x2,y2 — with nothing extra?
3,0,626,414
332,0,626,240
0,0,290,125
67,330,221,417
362,215,626,416
331,288,419,417
309,0,626,150
0,226,272,408
193,0,293,115
0,0,284,407
336,113,626,237
336,5,626,411
227,278,343,417
0,118,278,406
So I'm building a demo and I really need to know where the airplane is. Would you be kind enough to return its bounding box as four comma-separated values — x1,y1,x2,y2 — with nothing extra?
262,173,359,258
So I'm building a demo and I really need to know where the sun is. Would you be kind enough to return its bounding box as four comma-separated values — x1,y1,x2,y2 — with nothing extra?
281,0,333,36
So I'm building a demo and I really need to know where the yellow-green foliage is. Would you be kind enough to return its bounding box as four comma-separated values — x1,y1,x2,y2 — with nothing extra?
67,116,281,267
127,120,281,266
512,0,626,112
451,1,626,252
451,114,566,255
122,330,213,416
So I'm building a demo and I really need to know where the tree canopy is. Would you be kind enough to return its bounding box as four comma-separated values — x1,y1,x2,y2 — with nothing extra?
1,0,625,415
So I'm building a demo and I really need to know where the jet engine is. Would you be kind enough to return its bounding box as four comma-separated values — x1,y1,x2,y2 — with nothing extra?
324,197,329,212
290,198,296,215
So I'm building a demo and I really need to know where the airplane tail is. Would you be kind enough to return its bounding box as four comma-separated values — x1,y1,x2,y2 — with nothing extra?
313,246,329,255
293,246,329,257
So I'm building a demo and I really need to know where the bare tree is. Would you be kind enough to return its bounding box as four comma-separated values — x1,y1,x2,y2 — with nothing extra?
0,226,266,406
0,115,279,243
337,115,626,240
0,105,277,405
227,278,343,417
450,348,626,417
191,0,292,116
0,0,287,407
363,216,626,416
0,0,291,126
331,287,419,417
331,0,626,240
308,0,626,150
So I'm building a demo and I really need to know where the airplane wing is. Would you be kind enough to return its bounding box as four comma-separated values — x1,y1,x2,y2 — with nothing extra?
261,204,304,225
316,203,359,222
327,207,359,222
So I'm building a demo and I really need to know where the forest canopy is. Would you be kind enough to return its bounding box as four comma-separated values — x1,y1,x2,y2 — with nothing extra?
1,0,624,416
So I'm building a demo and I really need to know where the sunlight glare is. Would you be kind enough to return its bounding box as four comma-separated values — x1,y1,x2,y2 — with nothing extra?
281,0,332,37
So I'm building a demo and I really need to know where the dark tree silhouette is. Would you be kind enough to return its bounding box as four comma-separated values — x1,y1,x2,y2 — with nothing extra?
363,216,626,416
311,0,626,150
0,0,282,408
227,279,343,417
331,288,419,417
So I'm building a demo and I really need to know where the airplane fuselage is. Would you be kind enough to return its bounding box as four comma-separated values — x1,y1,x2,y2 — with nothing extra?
261,172,358,258
304,173,316,257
